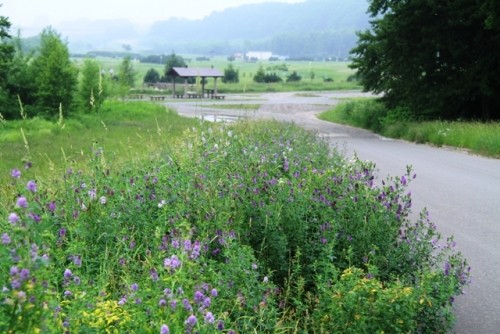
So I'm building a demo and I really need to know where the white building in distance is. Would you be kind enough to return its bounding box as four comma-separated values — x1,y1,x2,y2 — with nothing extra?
246,51,273,60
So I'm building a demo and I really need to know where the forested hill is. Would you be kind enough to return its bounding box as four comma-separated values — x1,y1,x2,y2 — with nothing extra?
145,0,370,58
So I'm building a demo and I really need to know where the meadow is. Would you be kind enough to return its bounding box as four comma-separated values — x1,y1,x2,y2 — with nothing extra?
1,97,469,332
81,56,360,93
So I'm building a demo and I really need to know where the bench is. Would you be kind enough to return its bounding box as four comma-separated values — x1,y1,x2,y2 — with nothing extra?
213,95,225,100
129,94,144,99
186,92,202,99
150,96,166,101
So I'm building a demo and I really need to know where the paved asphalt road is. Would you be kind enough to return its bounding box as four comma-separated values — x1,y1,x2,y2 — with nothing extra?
167,91,500,333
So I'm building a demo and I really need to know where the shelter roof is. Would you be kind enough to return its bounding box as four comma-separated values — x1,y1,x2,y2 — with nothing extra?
167,67,223,78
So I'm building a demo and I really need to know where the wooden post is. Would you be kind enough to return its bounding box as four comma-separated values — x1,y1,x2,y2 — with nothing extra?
201,77,206,98
184,78,188,96
172,76,176,98
214,77,218,95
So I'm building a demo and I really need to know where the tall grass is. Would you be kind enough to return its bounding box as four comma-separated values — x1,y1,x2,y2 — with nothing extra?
319,99,500,158
0,100,199,183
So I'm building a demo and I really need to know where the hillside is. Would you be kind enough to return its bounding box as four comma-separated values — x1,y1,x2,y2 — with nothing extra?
30,0,369,57
146,0,369,57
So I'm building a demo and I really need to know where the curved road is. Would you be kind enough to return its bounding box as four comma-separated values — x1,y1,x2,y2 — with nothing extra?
166,91,500,333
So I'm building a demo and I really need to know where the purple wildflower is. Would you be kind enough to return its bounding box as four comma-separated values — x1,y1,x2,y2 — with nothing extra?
190,240,201,259
11,169,21,179
211,288,218,297
131,283,139,292
170,299,177,309
150,268,159,282
283,158,289,172
160,324,170,334
444,261,451,276
64,269,72,279
204,311,215,324
19,268,30,281
73,276,81,285
185,314,197,327
164,255,181,271
217,320,225,330
159,299,167,307
72,255,82,267
2,233,11,245
10,266,19,276
182,298,192,311
59,228,66,238
26,180,37,192
16,196,28,208
64,290,72,297
11,279,21,290
28,212,41,222
8,213,19,224
184,239,192,252
203,297,211,308
47,201,56,212
194,290,204,303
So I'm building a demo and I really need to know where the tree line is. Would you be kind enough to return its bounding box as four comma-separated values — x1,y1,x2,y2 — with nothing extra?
351,0,500,120
0,10,138,120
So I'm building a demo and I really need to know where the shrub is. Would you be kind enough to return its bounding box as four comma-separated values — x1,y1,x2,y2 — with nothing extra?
286,71,302,82
0,120,469,333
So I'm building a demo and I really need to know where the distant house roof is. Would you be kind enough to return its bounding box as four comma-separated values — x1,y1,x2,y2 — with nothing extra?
167,67,223,78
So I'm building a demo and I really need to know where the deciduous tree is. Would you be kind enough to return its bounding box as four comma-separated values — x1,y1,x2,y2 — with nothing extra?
350,0,500,120
29,27,78,117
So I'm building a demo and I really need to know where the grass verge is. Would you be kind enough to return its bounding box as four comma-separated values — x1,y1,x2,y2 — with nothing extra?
0,100,200,183
319,99,500,158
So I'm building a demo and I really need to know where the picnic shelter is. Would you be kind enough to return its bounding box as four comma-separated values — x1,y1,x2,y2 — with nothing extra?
166,67,224,98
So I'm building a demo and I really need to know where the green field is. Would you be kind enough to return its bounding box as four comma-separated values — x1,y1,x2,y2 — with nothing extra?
75,56,360,93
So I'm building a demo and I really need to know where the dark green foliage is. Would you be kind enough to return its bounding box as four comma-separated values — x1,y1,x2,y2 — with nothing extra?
351,0,500,120
222,63,239,83
117,56,136,88
286,71,301,82
139,54,166,64
253,66,282,83
143,68,161,83
164,52,187,75
29,27,78,118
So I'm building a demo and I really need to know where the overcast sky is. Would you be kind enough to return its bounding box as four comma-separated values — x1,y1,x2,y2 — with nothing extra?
2,0,304,31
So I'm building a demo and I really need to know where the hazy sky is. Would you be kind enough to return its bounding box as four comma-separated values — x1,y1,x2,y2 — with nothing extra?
2,0,304,30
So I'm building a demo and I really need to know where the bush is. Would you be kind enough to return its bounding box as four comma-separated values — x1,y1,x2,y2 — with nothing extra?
0,120,469,333
286,71,302,82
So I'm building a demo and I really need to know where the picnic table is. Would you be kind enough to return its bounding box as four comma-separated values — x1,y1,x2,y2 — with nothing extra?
186,92,202,99
150,96,166,101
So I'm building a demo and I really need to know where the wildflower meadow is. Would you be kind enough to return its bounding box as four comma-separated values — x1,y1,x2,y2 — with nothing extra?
1,119,469,333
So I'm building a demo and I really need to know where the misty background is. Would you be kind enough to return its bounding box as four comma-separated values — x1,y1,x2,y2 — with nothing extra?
15,0,370,59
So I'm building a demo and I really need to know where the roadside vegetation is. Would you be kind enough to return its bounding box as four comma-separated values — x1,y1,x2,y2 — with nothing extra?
2,3,495,332
0,101,199,183
319,98,500,158
1,118,469,333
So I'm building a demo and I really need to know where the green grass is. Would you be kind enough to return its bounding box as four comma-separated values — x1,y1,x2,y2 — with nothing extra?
319,99,500,158
0,100,200,183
